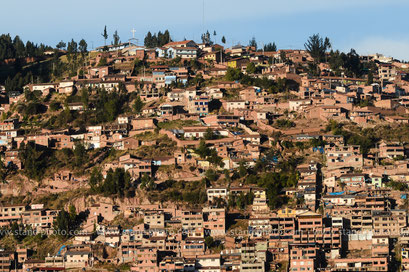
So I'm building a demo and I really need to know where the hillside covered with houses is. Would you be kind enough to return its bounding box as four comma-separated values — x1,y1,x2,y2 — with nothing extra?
1,30,409,271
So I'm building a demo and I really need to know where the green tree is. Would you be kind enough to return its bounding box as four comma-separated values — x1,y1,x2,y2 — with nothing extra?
205,169,219,182
81,88,89,109
280,51,287,63
239,161,247,178
53,208,79,238
123,170,134,197
304,34,331,64
10,222,30,242
140,173,155,191
236,193,246,209
0,157,7,183
56,40,66,50
97,57,107,66
205,236,215,248
66,39,78,62
246,62,257,74
102,25,108,46
104,97,120,121
25,41,36,57
69,205,77,222
248,36,257,50
204,128,216,140
144,31,154,48
223,169,231,183
162,30,171,45
264,42,277,52
221,36,226,44
367,71,374,85
133,96,144,113
196,139,210,159
0,34,50,61
18,142,47,180
13,36,26,58
73,142,87,168
144,30,171,48
201,30,212,45
225,68,242,81
100,168,134,196
102,168,115,195
344,49,363,78
207,149,224,168
78,39,88,58
54,209,69,237
89,167,103,192
113,30,120,45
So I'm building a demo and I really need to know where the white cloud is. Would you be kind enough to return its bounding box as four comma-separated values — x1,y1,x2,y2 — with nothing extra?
350,37,409,61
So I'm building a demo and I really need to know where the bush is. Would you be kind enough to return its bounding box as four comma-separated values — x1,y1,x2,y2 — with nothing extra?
49,101,61,111
274,119,295,129
387,180,408,191
205,169,219,182
225,68,242,81
24,102,47,115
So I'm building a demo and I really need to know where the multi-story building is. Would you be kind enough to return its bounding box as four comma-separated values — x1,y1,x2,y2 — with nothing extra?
21,205,58,232
0,251,14,272
167,47,198,59
181,210,203,232
339,173,367,188
378,63,396,82
203,207,225,237
252,189,269,213
0,204,26,226
289,243,319,272
144,210,165,229
372,210,406,237
371,235,389,257
130,247,158,272
325,144,363,170
240,242,265,272
65,251,93,269
331,257,388,271
294,211,341,250
249,217,272,238
187,96,210,116
206,188,228,203
379,141,405,159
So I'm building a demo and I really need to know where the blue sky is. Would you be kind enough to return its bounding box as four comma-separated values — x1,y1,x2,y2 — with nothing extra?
1,0,409,60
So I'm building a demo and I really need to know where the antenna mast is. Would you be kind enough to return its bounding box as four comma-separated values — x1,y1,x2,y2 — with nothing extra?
202,0,205,40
